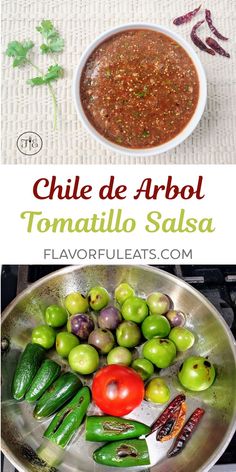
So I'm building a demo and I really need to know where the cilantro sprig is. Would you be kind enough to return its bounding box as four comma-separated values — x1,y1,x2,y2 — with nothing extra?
5,20,65,129
36,20,64,54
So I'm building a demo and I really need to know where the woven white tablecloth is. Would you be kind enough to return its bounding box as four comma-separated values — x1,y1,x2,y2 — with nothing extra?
1,0,236,165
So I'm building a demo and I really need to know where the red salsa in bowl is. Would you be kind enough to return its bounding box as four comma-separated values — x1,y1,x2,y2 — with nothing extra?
80,29,200,149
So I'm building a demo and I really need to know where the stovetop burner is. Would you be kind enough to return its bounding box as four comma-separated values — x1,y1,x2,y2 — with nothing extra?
1,264,236,468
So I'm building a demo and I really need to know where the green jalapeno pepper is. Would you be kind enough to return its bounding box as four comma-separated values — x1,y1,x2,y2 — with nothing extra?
44,386,90,448
86,416,150,442
93,439,150,467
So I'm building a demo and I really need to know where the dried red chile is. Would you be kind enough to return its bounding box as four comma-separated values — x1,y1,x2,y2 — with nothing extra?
168,407,205,457
173,6,230,58
173,5,201,25
150,394,186,434
190,20,215,55
205,9,228,41
206,37,230,58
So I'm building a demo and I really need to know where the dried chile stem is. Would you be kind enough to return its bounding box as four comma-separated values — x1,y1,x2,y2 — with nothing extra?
190,21,215,55
205,9,228,40
173,5,201,25
168,407,205,457
206,37,230,58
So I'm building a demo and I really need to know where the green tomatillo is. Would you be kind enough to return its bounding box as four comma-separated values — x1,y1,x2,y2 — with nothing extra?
121,296,148,323
141,315,171,340
178,356,216,391
142,338,176,369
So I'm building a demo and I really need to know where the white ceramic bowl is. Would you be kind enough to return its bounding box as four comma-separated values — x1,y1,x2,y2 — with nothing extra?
73,23,207,156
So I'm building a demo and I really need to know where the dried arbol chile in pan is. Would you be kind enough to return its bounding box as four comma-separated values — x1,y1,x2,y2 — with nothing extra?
157,401,187,442
206,37,230,58
205,9,228,41
149,394,186,434
173,5,202,25
190,20,215,55
168,407,205,457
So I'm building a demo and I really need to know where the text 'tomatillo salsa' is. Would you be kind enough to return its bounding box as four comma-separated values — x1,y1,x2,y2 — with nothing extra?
80,29,199,149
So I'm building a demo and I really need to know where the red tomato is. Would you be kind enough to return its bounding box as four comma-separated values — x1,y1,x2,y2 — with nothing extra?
92,364,144,416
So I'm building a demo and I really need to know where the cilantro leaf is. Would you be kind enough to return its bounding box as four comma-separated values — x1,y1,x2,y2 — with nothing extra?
5,40,34,67
40,37,64,54
36,20,54,36
27,76,45,86
36,20,64,54
27,64,63,86
44,64,64,81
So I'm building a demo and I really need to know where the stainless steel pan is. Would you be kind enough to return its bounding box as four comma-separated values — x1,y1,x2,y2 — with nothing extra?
1,265,236,472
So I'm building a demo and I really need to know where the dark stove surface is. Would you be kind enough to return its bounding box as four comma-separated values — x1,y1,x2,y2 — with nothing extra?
1,264,236,466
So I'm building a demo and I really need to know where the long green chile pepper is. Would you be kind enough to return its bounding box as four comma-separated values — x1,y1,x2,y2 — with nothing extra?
44,386,90,448
25,359,61,403
86,416,151,442
93,439,150,467
34,372,82,420
12,343,45,400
